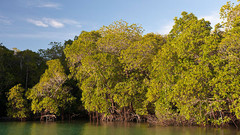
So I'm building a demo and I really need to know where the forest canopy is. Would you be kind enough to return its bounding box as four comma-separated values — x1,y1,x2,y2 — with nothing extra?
1,1,240,127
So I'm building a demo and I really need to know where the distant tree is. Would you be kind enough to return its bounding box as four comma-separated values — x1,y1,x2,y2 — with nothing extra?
0,45,18,117
64,39,74,47
17,50,46,89
38,42,64,60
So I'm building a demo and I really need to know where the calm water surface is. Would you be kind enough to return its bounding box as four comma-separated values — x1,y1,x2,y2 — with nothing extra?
0,121,239,135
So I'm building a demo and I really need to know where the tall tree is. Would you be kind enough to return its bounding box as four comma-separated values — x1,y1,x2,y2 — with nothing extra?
64,31,101,78
80,53,121,115
147,12,213,125
0,45,19,116
18,50,46,89
210,1,240,126
97,20,143,55
27,59,75,116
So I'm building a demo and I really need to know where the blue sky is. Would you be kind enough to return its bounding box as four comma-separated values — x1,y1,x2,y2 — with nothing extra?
0,0,232,51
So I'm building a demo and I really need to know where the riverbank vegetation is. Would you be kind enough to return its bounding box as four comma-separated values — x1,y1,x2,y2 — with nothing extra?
0,1,240,127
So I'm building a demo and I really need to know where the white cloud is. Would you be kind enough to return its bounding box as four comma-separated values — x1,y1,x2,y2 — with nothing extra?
0,16,11,25
27,18,82,28
22,0,61,9
157,21,174,35
200,11,221,28
62,19,82,28
37,2,61,9
43,18,64,28
27,19,48,27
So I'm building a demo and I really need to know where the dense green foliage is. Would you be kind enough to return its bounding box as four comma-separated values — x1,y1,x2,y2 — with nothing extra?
0,44,46,117
146,2,240,126
1,1,240,127
7,84,28,120
27,59,75,115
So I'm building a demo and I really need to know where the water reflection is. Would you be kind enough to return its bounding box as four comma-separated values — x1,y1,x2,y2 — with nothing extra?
0,122,30,135
0,121,239,135
81,122,240,135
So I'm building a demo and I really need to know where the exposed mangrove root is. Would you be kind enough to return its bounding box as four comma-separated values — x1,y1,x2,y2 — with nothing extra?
88,107,147,122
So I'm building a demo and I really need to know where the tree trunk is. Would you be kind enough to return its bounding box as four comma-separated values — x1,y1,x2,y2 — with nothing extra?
89,112,92,121
124,107,127,121
61,108,64,121
25,67,28,89
61,114,64,121
130,102,133,112
96,112,99,122
20,58,23,71
93,111,95,121
111,97,114,113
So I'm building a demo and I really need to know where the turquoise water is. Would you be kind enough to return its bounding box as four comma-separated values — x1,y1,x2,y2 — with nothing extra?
0,121,239,135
